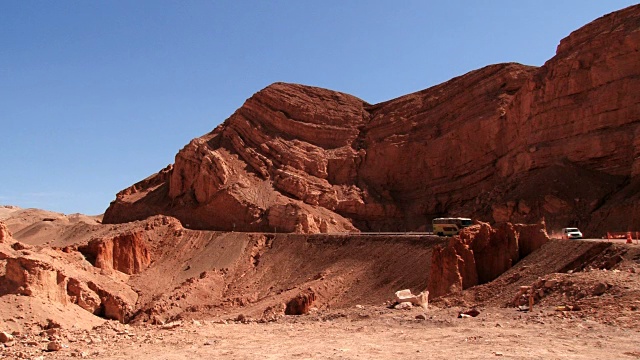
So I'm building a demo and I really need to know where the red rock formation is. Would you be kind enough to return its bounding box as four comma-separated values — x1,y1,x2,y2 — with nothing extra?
66,278,102,314
0,221,11,243
104,5,640,235
0,245,138,322
491,5,640,235
104,83,367,233
429,222,551,298
79,231,151,275
460,222,520,284
451,237,478,290
284,290,316,315
428,236,479,298
515,221,550,259
500,5,640,179
428,242,463,298
4,256,69,303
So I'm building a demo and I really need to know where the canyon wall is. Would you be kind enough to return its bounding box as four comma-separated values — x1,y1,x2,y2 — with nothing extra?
104,5,640,235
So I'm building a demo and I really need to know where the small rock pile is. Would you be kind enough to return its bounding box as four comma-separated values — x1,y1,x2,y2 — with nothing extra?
511,273,612,308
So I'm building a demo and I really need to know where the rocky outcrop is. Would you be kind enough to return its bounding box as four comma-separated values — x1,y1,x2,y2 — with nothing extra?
490,5,640,235
0,221,11,243
0,241,138,322
500,5,640,179
284,290,316,315
104,5,640,235
104,83,366,233
78,231,151,275
66,278,102,314
428,238,474,298
452,237,478,290
459,222,520,284
4,256,69,303
515,222,550,259
428,222,550,298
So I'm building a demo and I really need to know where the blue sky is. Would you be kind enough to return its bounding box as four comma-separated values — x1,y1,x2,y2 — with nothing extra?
1,1,637,215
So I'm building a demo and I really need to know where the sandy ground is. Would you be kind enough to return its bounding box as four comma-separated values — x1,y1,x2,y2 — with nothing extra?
3,306,640,360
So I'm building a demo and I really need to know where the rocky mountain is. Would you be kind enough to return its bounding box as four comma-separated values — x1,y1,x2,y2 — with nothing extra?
104,5,640,236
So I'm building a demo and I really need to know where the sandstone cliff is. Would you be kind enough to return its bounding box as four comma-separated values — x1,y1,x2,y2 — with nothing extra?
428,221,550,298
104,5,640,235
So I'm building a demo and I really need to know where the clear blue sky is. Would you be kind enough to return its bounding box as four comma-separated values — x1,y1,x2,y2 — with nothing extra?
1,1,637,215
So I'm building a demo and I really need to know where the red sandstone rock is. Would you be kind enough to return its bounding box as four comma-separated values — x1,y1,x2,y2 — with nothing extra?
4,256,69,303
429,221,551,298
66,278,102,314
460,222,519,284
78,231,151,275
428,244,463,298
0,221,11,243
0,240,138,323
428,236,479,298
515,221,550,259
104,5,640,236
451,237,478,290
284,290,316,315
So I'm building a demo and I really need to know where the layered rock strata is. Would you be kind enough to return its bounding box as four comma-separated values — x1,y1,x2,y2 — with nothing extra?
105,5,640,235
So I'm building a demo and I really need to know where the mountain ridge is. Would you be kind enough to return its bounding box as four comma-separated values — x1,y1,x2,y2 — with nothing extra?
104,4,640,236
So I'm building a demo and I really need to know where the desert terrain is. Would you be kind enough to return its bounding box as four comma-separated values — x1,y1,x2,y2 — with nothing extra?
1,205,640,359
2,4,640,360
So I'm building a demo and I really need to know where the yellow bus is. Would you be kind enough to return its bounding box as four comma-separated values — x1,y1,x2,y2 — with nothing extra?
432,217,473,236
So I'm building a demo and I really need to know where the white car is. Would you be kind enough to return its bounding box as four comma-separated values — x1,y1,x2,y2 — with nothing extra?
561,227,583,239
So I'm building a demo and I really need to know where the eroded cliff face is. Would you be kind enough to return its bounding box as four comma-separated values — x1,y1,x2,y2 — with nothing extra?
428,221,550,298
104,5,640,235
0,237,138,322
490,5,640,234
78,231,151,275
357,64,534,230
